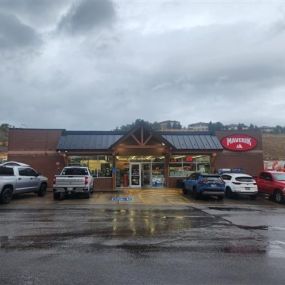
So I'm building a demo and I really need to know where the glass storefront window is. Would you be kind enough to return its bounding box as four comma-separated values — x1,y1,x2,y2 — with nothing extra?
169,155,210,177
115,156,166,188
152,162,165,187
68,155,113,178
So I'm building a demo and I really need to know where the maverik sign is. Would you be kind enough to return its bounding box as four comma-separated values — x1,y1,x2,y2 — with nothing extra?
221,134,257,152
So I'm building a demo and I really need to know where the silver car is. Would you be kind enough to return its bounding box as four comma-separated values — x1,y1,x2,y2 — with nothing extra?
0,165,48,204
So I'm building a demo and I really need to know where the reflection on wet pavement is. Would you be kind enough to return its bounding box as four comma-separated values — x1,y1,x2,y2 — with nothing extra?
0,205,271,257
1,199,285,285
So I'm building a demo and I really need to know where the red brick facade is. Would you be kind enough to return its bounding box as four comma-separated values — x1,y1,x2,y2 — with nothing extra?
214,130,264,176
8,129,65,187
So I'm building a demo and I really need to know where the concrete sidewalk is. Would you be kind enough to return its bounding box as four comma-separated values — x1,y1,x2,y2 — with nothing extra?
8,188,189,206
5,188,282,208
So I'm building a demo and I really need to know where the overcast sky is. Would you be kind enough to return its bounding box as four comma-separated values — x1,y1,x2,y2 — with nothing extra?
1,0,285,130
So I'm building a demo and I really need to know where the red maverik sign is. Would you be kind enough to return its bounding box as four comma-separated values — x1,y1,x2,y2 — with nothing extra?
221,134,257,152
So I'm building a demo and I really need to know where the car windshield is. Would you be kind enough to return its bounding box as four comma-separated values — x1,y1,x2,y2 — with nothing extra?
61,168,88,176
272,173,285,181
235,176,254,182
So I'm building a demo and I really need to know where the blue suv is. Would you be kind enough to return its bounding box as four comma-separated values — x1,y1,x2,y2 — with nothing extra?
183,173,225,200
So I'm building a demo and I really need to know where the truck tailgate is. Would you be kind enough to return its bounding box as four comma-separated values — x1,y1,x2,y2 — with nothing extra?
54,176,86,187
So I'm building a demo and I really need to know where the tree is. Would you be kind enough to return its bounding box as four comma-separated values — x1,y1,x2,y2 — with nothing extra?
115,119,182,131
273,125,284,134
237,123,247,131
0,123,13,146
208,121,224,133
115,119,152,131
249,124,258,130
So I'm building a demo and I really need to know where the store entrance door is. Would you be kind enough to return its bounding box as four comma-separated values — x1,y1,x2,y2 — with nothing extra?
142,163,151,188
129,163,141,188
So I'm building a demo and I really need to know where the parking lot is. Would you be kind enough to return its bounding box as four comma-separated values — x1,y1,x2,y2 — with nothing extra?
1,189,285,285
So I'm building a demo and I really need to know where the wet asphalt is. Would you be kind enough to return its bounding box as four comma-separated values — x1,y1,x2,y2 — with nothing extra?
0,192,285,285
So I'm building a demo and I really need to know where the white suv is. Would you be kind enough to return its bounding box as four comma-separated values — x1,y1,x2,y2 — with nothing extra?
221,173,258,199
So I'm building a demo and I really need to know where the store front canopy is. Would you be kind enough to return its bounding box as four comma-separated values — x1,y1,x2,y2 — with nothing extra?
57,125,223,152
57,131,124,151
161,133,223,150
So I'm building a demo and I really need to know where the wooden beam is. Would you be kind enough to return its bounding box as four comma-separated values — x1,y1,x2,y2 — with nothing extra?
143,134,152,145
131,134,141,145
121,145,163,149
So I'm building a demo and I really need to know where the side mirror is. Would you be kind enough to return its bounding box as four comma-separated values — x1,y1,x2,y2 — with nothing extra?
36,173,41,177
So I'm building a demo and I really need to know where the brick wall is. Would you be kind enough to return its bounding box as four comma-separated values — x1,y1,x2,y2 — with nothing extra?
8,129,65,187
214,130,264,176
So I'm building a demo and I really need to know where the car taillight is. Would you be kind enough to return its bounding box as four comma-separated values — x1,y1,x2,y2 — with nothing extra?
85,176,88,185
233,182,241,185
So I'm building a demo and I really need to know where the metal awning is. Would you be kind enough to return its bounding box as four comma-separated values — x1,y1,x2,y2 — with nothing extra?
57,131,124,150
57,130,223,151
161,134,223,150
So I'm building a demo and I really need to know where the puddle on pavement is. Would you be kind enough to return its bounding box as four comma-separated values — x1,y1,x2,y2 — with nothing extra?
235,225,268,230
0,207,270,255
0,208,221,250
208,207,261,212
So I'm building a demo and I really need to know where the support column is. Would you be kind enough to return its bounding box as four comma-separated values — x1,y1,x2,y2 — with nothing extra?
164,153,170,188
112,154,116,190
210,152,217,173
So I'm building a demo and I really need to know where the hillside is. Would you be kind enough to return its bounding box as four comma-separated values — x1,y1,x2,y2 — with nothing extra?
262,134,285,160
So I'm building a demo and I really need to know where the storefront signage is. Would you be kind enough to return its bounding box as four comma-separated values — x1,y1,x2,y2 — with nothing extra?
221,134,257,152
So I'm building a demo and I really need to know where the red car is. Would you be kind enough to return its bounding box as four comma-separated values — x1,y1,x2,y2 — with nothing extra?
256,171,285,203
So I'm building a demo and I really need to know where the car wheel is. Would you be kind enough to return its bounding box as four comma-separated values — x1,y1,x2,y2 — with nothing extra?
53,192,60,200
54,192,65,200
83,192,90,199
0,187,13,204
192,188,200,200
273,190,284,203
250,195,257,200
225,187,233,199
38,183,47,197
182,184,187,195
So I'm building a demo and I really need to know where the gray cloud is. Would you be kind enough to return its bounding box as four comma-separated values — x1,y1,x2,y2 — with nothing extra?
0,0,70,30
0,12,41,50
58,0,115,34
0,1,285,129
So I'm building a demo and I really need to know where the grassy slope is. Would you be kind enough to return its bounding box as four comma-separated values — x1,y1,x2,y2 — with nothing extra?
262,134,285,161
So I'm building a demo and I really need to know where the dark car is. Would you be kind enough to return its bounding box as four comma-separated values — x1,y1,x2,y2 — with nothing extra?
183,173,225,199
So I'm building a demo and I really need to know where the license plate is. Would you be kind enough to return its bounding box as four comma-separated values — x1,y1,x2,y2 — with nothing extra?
210,184,216,187
67,187,73,191
245,187,250,190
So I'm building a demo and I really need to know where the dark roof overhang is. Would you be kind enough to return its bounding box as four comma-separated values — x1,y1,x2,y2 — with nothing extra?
57,131,124,151
56,128,223,152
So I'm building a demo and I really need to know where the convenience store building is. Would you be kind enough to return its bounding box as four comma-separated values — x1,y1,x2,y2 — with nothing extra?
8,123,264,190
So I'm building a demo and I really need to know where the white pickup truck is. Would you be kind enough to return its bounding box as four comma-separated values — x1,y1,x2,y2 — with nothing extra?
53,166,94,200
